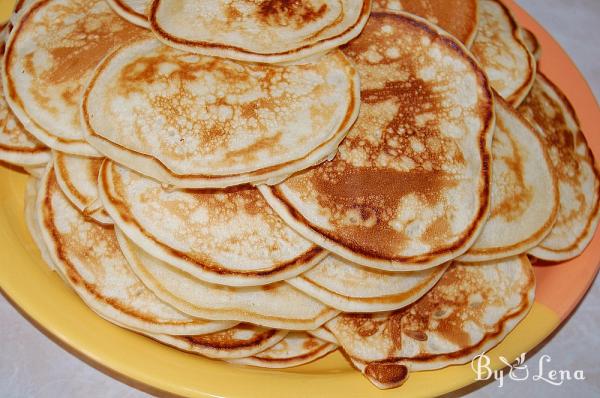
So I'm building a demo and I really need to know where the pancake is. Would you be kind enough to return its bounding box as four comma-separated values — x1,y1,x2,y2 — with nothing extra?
228,332,337,368
149,0,371,64
519,74,600,261
0,73,50,167
327,255,535,389
36,163,235,335
82,38,359,189
24,175,55,270
308,327,338,344
460,95,558,262
100,161,327,286
288,256,449,312
117,232,339,330
373,0,478,47
3,0,149,156
260,12,494,272
53,152,112,225
25,164,45,178
521,28,541,61
471,0,535,106
106,0,149,28
148,324,289,359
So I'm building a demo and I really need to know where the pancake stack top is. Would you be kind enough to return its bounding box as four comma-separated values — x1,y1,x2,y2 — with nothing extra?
1,0,598,391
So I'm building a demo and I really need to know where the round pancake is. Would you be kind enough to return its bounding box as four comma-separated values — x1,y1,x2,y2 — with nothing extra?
82,38,359,188
228,332,337,368
460,95,558,262
288,256,449,312
37,164,234,335
521,28,541,61
24,175,56,270
117,231,339,330
519,74,600,261
2,0,150,156
373,0,478,47
327,255,535,389
147,324,288,359
260,12,494,272
148,0,371,64
0,74,50,166
53,152,112,225
100,161,327,286
106,0,150,28
471,0,535,106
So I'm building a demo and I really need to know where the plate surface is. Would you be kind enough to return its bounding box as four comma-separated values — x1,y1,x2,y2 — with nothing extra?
0,1,599,397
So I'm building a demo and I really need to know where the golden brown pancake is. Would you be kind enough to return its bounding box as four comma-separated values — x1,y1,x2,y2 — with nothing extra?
148,324,289,359
288,256,449,312
471,0,535,106
82,38,360,188
260,12,494,271
327,255,535,389
460,95,558,262
373,0,479,47
519,74,600,261
117,232,340,330
3,0,150,156
100,161,327,286
37,163,235,335
149,0,372,64
228,332,337,368
53,152,111,225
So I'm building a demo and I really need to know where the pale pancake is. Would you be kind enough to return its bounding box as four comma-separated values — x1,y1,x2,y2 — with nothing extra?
82,38,359,188
117,232,339,330
471,0,535,106
24,175,55,270
148,324,288,359
327,255,535,389
149,0,371,64
521,28,541,61
460,95,558,262
53,152,112,225
308,327,338,344
2,0,149,156
260,12,494,271
37,164,234,335
519,74,600,261
106,0,149,28
288,256,449,312
0,62,50,167
373,0,478,47
100,161,326,286
228,332,337,368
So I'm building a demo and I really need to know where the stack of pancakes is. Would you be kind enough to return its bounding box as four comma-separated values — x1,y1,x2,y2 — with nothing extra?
1,0,598,390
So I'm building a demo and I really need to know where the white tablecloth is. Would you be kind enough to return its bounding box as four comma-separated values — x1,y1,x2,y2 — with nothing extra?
1,1,598,396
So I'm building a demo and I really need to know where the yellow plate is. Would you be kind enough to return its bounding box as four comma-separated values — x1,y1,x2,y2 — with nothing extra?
1,0,599,396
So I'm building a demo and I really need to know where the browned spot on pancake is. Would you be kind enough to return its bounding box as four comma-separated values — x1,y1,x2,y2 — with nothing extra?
302,337,320,350
257,0,328,28
403,330,428,341
374,0,478,45
182,324,276,349
364,362,409,387
340,313,387,338
490,116,533,221
226,132,283,163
